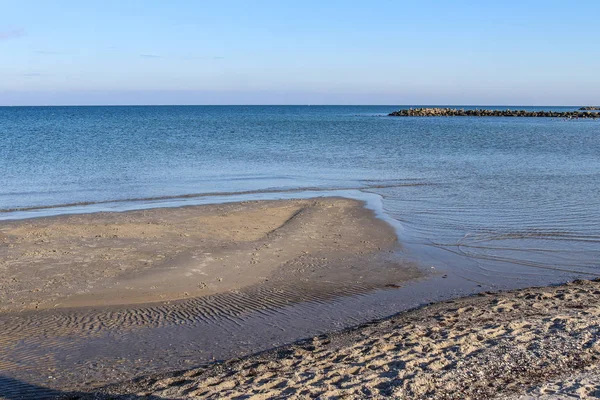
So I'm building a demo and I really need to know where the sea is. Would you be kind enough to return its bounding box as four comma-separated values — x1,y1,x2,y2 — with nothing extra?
1,105,599,395
2,105,598,286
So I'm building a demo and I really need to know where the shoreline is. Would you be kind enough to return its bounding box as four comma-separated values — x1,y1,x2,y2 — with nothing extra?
0,184,433,222
2,197,598,398
1,197,421,312
0,197,426,396
91,278,600,399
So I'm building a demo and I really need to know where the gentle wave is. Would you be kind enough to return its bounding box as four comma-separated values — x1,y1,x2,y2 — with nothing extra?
0,182,434,216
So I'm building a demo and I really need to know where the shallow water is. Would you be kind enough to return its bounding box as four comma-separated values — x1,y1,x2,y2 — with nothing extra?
2,105,598,284
1,106,599,396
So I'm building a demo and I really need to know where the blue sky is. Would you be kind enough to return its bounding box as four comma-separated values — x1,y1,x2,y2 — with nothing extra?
1,0,599,105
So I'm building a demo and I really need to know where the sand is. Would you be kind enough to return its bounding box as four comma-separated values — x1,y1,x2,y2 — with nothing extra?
91,279,600,400
0,197,424,397
0,198,418,312
502,369,600,399
3,198,599,399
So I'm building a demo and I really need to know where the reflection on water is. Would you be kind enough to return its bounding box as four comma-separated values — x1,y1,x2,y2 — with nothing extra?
377,172,600,286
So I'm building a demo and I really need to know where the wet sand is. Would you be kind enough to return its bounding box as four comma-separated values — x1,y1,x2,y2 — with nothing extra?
94,279,600,400
0,197,416,312
0,198,423,396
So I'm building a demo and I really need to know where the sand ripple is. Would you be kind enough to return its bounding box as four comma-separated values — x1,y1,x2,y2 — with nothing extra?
94,280,600,399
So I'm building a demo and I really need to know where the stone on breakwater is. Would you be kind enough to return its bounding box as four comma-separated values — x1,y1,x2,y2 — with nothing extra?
579,106,600,111
388,108,600,119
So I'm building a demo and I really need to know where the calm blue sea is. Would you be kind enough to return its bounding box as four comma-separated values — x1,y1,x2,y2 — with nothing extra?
1,105,599,289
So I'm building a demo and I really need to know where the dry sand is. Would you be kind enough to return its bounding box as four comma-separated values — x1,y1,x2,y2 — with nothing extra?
502,368,600,399
91,279,600,400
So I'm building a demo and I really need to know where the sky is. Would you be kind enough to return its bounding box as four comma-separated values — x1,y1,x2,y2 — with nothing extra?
1,0,599,105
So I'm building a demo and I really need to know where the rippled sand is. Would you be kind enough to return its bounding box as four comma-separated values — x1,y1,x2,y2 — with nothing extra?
0,198,423,396
93,279,600,399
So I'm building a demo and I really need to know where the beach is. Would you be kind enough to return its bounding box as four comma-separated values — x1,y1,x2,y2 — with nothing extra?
94,279,600,400
0,197,421,312
2,105,600,399
1,198,599,399
3,0,600,395
0,197,423,396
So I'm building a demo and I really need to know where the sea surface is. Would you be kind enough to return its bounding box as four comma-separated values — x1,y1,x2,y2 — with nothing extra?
1,105,600,396
1,105,598,286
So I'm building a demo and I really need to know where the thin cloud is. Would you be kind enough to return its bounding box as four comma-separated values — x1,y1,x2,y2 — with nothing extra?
34,50,64,55
0,28,25,41
6,72,45,77
19,73,44,77
140,54,162,58
180,55,226,61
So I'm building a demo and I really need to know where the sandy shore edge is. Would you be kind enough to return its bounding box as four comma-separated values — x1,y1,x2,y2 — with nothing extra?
4,198,598,399
1,197,421,312
1,196,427,397
86,279,600,400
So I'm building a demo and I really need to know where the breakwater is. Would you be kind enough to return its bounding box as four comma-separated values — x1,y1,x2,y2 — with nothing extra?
579,106,600,111
389,108,600,118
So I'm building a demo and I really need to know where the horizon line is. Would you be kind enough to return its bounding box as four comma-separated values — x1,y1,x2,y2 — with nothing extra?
0,104,589,107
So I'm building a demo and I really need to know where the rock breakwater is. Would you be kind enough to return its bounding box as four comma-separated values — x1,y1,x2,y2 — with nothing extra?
389,108,600,118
